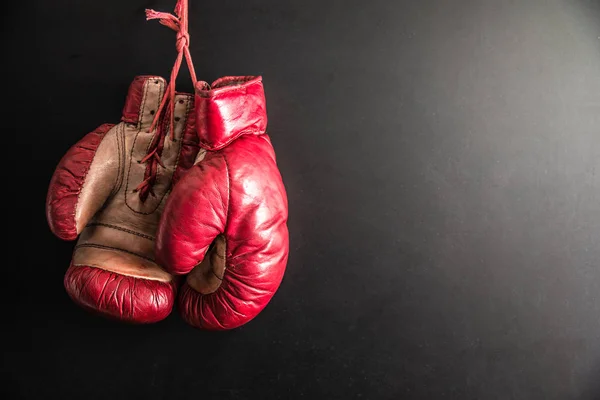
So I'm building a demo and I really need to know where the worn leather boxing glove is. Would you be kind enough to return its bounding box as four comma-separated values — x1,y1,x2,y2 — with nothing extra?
156,76,289,330
46,76,200,323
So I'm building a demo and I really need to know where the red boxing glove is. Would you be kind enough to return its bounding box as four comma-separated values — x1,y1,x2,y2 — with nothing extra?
156,76,289,330
46,76,200,323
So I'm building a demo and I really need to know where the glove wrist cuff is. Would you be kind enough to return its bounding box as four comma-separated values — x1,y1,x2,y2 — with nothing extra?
195,76,267,151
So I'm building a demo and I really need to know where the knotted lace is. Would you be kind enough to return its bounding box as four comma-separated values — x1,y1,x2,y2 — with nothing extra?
136,0,198,202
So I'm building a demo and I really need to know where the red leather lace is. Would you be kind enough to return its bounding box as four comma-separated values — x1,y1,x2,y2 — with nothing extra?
136,0,198,202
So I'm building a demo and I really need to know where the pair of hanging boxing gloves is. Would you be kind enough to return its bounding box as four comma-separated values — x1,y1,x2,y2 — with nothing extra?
46,74,289,330
46,1,288,330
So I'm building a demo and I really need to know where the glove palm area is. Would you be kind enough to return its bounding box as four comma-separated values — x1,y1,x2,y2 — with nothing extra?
46,76,199,323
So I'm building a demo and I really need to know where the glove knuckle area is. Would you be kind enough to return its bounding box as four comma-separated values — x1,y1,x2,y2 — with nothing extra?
64,263,176,323
179,262,283,330
176,138,288,330
178,178,289,330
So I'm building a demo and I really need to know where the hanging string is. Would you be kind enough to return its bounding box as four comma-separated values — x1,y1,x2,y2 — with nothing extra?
146,0,198,137
136,0,198,202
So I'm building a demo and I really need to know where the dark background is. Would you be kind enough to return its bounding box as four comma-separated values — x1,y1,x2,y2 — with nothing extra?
3,0,600,399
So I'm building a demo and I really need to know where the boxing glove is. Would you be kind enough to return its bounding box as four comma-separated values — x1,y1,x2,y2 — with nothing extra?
46,76,200,323
156,76,289,330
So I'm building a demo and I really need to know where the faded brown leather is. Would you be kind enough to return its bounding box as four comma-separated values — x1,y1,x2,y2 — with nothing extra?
72,77,197,282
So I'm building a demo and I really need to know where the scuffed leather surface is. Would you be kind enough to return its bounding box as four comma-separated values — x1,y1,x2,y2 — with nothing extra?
46,123,115,241
64,264,177,323
156,76,289,330
47,76,200,323
195,76,267,151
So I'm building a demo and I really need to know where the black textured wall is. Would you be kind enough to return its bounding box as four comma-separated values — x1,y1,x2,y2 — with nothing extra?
5,1,600,399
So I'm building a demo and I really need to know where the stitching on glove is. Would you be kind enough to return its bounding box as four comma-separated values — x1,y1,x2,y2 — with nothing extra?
109,125,123,198
124,79,150,212
221,153,231,230
222,154,231,271
125,126,143,213
211,269,223,281
143,80,164,156
73,124,115,234
85,222,155,241
137,78,150,128
113,124,126,194
124,89,186,215
115,126,122,193
74,243,155,263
